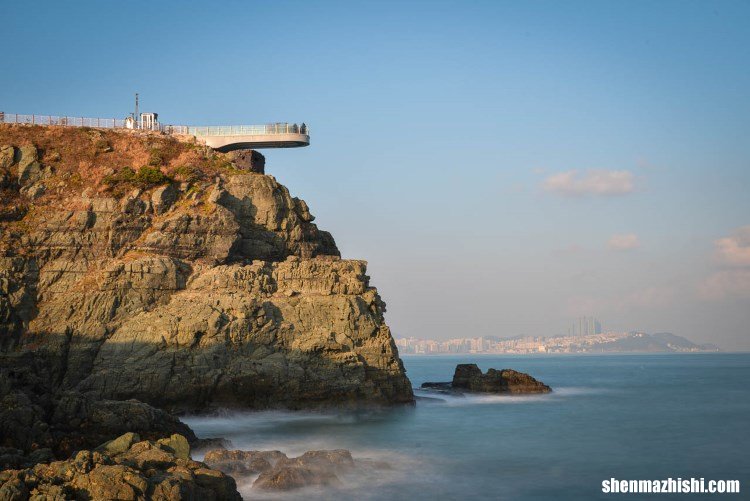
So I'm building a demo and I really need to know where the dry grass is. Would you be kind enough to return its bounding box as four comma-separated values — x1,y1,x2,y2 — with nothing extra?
0,124,237,191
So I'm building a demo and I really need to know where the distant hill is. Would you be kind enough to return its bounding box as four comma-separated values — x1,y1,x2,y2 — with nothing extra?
590,332,720,353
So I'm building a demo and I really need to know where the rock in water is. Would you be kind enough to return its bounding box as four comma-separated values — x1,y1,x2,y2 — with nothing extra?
250,448,380,491
422,364,551,394
203,449,287,474
0,126,413,414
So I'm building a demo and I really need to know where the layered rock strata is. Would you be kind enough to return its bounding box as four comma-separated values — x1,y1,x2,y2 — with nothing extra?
0,126,412,418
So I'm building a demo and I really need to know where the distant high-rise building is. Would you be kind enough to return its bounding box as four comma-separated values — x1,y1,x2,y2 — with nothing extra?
570,316,602,336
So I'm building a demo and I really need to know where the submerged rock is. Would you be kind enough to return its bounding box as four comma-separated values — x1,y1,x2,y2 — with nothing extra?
254,464,341,491
422,364,551,394
203,449,287,475
252,449,362,491
203,447,390,492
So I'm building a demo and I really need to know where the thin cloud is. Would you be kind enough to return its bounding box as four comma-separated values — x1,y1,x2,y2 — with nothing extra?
698,270,750,300
608,233,640,251
622,286,676,309
714,226,750,267
697,226,750,300
543,169,635,197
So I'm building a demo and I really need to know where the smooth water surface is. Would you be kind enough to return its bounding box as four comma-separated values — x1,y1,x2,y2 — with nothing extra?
184,354,750,500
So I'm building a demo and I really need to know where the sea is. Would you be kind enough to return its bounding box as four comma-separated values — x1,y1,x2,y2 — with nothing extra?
183,353,750,500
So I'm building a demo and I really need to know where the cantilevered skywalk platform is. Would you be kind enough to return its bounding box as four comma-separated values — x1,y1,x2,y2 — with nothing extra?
175,123,310,152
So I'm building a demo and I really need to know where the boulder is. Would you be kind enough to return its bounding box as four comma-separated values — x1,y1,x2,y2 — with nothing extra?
15,146,41,187
97,432,141,456
203,449,287,475
21,183,45,200
225,149,265,174
151,184,177,215
0,434,242,500
15,145,37,170
251,449,362,491
156,433,190,460
253,464,340,491
422,364,551,394
0,145,14,170
291,449,355,470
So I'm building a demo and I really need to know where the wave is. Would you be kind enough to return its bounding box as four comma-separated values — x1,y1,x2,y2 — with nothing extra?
413,386,604,406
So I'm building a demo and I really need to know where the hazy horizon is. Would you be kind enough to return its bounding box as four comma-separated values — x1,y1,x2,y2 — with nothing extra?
2,0,748,349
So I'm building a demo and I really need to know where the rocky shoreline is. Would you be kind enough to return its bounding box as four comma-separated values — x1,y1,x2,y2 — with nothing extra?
0,126,557,500
0,125,414,498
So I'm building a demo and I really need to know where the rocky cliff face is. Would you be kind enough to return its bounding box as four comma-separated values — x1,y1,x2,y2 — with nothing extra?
0,125,413,414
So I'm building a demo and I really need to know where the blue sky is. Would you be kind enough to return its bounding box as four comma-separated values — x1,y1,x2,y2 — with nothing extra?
2,0,749,349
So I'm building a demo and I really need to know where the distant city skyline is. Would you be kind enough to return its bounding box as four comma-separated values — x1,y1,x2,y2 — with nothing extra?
396,330,720,355
569,316,603,337
2,1,749,349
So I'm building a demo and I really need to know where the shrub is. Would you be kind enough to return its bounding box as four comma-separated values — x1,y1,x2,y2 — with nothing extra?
135,166,169,187
173,165,202,183
103,166,171,188
148,148,165,166
103,167,136,186
94,138,112,153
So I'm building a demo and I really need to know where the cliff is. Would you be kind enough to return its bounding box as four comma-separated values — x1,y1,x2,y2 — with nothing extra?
0,124,413,416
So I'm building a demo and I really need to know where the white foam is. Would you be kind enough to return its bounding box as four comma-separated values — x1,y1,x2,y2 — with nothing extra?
414,386,603,406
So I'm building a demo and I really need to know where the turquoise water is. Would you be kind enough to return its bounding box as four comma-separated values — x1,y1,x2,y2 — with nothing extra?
185,354,750,500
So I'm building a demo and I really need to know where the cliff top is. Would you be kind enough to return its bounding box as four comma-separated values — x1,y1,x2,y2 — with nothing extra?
0,124,336,261
0,123,253,197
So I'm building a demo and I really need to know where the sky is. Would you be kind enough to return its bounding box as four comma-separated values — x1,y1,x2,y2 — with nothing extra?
2,0,749,349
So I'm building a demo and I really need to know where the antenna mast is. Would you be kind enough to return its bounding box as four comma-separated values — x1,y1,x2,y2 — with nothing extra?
134,93,139,128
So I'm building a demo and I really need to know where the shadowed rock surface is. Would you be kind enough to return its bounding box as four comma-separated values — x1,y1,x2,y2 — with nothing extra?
0,350,200,463
422,364,551,394
0,433,241,500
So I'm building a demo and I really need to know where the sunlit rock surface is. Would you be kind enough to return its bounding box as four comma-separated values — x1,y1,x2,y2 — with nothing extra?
0,125,413,417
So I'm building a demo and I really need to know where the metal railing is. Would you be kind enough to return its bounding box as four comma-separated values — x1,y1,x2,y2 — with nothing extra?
0,112,128,129
0,112,309,138
187,123,308,137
